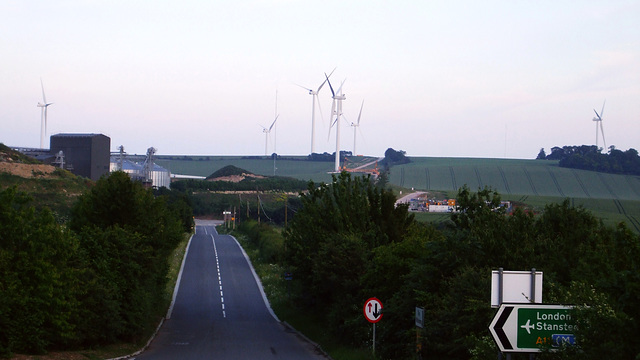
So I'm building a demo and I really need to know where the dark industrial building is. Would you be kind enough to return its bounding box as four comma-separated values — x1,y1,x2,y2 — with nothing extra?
50,133,110,181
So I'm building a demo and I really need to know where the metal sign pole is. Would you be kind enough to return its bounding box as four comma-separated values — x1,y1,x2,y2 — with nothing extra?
498,268,503,360
373,323,376,355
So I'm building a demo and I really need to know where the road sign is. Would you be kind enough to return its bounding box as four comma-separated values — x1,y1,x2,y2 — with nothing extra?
415,307,424,328
489,304,575,353
363,297,383,323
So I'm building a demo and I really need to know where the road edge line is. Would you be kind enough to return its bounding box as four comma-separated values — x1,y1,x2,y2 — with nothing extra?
166,232,194,320
228,234,280,322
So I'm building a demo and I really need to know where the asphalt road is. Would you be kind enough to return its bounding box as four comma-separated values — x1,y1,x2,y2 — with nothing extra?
134,223,325,359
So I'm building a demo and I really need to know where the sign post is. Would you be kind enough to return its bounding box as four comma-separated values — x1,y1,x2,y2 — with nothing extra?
489,304,575,353
415,307,424,355
363,298,383,355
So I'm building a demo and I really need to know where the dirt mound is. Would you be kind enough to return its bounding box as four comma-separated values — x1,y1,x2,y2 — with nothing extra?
0,162,58,178
210,173,266,183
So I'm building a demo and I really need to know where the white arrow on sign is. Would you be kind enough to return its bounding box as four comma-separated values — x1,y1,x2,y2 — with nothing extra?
489,304,575,353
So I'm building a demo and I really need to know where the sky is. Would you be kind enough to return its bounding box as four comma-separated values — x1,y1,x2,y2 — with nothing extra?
1,1,639,159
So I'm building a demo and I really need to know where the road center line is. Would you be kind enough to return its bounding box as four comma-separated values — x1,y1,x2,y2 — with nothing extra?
211,234,226,318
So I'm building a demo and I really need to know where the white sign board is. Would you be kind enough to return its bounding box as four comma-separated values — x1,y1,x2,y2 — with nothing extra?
491,270,542,307
415,307,424,328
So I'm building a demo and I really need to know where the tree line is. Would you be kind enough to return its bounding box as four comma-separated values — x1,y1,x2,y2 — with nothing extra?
0,171,192,356
258,172,640,359
537,145,640,175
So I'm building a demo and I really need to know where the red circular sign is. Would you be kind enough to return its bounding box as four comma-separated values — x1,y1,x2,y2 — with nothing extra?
363,297,383,323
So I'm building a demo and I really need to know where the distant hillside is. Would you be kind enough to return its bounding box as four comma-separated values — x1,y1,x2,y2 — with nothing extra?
0,143,91,218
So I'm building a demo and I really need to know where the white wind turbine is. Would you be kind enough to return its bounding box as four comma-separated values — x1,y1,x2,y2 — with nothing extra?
350,100,364,156
260,115,279,156
592,100,607,151
326,74,346,173
37,78,53,149
295,68,336,154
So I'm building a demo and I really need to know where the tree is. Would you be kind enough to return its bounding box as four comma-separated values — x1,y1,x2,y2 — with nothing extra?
0,187,78,354
536,148,546,159
284,172,414,336
69,171,183,344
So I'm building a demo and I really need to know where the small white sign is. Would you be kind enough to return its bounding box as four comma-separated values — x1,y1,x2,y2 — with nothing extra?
415,307,424,328
491,270,542,307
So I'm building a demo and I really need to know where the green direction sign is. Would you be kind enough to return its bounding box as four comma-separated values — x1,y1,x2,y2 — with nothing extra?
490,304,576,352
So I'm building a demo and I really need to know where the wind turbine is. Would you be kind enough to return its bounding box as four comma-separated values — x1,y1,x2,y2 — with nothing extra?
592,100,607,151
326,74,346,173
295,68,336,154
260,115,279,156
37,78,53,149
350,100,364,156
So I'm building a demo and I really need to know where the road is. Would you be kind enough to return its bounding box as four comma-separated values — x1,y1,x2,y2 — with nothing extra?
134,221,325,359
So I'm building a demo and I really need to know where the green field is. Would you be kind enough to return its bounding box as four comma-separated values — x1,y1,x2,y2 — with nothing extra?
157,155,640,232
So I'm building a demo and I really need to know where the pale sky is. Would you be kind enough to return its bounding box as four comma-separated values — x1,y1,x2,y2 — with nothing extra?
2,1,639,159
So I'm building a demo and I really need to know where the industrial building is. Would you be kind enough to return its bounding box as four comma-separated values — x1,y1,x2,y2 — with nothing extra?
49,133,110,181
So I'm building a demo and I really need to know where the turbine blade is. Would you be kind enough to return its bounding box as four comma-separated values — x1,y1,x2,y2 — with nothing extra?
294,83,313,92
357,99,364,125
336,79,346,95
593,109,601,120
317,67,337,92
269,115,279,131
600,100,606,118
40,78,47,103
325,73,335,97
600,121,606,150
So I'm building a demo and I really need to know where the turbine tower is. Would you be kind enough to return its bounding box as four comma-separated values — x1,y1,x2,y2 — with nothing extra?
592,100,607,151
350,100,364,155
326,74,346,173
296,68,336,154
37,78,53,149
260,115,279,156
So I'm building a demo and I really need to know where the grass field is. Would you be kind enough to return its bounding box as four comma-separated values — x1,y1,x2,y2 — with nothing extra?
157,155,640,232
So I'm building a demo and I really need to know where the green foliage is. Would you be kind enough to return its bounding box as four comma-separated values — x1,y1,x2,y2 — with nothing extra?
0,188,78,354
284,172,415,355
237,220,284,263
545,145,640,175
173,175,308,193
154,186,194,232
0,172,187,355
381,148,410,169
537,147,547,159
